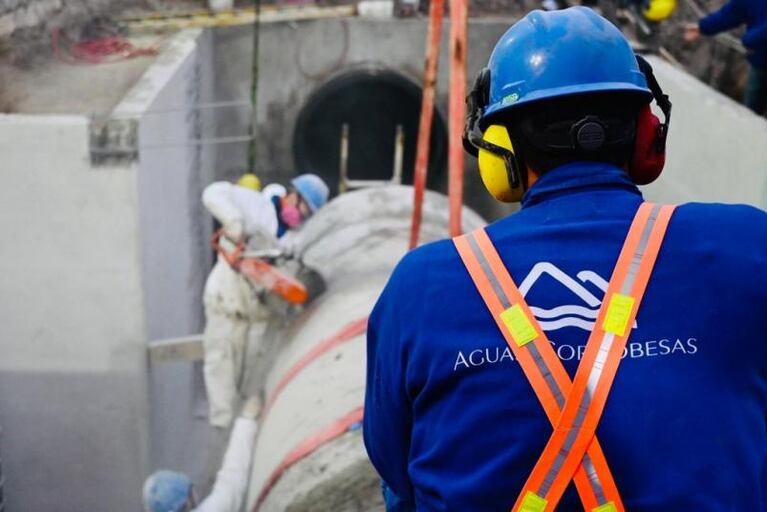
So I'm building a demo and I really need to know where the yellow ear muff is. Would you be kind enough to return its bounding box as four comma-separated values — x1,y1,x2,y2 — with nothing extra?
477,124,524,203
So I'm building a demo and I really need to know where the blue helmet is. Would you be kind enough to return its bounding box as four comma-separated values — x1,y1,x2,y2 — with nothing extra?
482,7,652,123
142,470,192,512
291,174,329,213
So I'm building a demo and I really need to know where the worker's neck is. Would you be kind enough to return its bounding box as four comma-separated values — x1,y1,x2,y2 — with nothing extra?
526,163,631,189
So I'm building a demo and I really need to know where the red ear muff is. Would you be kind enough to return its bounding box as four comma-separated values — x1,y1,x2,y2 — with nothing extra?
630,104,665,185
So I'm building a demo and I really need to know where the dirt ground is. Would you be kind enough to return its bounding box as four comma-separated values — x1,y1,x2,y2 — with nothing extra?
0,0,750,111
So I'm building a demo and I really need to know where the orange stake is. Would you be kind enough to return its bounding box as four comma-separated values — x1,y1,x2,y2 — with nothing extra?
447,0,468,237
409,0,445,249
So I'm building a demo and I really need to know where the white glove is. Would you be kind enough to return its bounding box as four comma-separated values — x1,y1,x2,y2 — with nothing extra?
223,220,244,242
278,232,300,259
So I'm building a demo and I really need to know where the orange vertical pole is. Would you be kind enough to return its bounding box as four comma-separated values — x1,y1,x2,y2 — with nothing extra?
409,0,445,249
447,0,467,237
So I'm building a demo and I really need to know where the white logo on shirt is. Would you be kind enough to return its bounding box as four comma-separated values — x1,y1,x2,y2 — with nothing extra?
519,262,636,332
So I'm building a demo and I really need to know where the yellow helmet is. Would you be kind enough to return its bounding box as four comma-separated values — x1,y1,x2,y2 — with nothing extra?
237,173,261,192
644,0,676,22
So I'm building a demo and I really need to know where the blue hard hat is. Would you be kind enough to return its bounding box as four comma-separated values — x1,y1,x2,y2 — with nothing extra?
482,7,652,122
291,174,329,213
142,470,192,512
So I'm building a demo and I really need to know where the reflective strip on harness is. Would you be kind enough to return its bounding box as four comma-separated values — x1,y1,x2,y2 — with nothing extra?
512,202,676,511
455,231,627,511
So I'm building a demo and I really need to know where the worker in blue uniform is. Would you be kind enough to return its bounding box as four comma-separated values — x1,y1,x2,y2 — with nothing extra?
364,7,767,511
685,0,767,115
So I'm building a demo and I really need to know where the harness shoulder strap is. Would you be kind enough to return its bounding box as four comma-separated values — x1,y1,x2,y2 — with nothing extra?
513,202,676,512
454,231,625,512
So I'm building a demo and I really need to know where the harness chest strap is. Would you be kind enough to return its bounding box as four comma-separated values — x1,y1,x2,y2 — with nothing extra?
514,203,675,511
454,202,675,512
454,233,623,510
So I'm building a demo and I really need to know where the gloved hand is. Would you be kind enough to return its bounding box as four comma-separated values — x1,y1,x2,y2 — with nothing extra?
278,233,300,259
223,219,244,243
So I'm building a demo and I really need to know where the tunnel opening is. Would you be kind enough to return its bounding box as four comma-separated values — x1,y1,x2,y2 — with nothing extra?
293,67,448,195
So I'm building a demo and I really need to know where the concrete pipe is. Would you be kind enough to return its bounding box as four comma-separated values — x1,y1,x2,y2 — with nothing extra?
243,186,486,511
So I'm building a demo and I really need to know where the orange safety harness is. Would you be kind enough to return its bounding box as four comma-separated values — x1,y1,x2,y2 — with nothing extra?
454,202,675,512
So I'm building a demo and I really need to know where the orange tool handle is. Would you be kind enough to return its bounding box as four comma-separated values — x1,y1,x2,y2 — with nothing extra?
210,229,309,305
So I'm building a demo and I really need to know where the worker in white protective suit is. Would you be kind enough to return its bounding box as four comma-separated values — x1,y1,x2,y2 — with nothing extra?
142,397,262,512
201,173,329,429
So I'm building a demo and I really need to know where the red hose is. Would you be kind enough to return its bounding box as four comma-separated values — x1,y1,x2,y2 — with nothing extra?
51,27,158,65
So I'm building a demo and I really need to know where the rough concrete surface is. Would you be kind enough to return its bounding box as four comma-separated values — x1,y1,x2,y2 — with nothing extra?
656,0,750,102
0,0,140,38
262,431,385,512
0,46,157,114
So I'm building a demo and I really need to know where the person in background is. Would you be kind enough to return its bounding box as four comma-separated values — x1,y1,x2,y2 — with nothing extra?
685,0,767,115
201,173,329,429
143,397,261,512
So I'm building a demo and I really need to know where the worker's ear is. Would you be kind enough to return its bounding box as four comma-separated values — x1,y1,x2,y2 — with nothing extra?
477,124,525,203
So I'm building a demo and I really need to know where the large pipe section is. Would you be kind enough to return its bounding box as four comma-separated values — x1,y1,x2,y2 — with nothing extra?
244,186,485,511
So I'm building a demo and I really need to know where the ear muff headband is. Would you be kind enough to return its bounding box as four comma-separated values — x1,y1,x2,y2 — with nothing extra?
630,55,672,185
635,55,671,152
462,56,672,200
463,68,526,202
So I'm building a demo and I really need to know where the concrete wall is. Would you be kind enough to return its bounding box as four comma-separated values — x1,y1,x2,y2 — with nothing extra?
644,56,767,209
113,28,221,485
210,18,767,219
0,28,216,510
210,17,516,219
0,114,149,510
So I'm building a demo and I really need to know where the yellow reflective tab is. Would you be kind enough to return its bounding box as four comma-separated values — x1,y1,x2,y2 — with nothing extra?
500,304,538,347
593,502,618,512
602,293,636,336
519,491,548,512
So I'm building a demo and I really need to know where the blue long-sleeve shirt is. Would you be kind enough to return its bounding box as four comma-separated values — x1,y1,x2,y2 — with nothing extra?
699,0,767,67
364,162,767,511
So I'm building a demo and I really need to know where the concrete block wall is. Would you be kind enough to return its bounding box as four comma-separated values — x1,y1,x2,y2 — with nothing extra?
0,114,149,510
114,27,222,487
0,28,216,510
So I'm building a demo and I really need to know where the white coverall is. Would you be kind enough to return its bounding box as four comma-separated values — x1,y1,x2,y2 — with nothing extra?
194,416,258,512
201,182,286,428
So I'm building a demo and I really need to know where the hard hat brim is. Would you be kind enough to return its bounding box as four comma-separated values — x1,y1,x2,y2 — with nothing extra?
483,82,653,121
